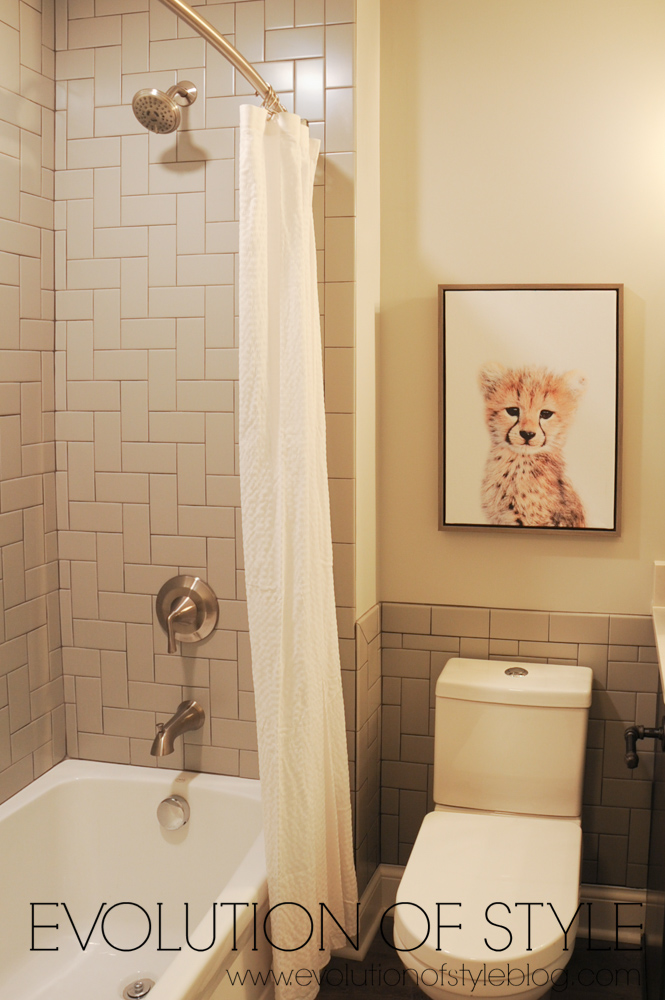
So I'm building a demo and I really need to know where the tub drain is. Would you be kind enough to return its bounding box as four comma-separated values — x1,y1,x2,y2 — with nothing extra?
123,980,154,999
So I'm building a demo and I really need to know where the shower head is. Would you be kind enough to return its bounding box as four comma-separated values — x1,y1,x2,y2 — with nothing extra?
132,81,197,134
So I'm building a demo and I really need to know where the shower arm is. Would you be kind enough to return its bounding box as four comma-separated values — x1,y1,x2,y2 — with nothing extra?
157,0,286,115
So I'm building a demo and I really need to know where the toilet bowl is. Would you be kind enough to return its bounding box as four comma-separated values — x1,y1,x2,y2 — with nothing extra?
393,810,581,999
393,658,592,1000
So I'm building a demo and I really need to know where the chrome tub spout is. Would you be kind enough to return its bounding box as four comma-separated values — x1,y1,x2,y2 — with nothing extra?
151,700,205,756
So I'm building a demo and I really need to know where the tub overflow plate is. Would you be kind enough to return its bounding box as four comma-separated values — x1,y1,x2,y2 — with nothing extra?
505,667,528,676
123,980,155,999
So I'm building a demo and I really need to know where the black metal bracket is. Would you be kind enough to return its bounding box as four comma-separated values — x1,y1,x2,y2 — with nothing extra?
624,717,665,769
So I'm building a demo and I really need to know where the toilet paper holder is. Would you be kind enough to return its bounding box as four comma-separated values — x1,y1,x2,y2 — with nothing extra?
156,575,218,653
624,718,665,769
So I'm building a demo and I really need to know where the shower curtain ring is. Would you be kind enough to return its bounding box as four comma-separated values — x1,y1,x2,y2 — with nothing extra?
262,86,285,117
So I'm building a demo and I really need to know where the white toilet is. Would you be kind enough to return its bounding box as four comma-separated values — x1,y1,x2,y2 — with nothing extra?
393,657,593,1000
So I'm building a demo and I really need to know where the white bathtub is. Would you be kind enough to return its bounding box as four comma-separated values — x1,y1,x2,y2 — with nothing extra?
0,760,272,1000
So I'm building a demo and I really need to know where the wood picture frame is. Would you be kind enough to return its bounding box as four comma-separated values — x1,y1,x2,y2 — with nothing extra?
439,284,623,534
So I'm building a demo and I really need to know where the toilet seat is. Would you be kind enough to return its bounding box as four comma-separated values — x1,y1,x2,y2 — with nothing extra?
393,810,582,996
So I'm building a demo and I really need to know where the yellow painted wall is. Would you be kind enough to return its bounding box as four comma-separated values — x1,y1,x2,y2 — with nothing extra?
378,0,665,614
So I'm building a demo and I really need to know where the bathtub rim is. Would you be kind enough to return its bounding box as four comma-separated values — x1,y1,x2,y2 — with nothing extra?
0,758,263,815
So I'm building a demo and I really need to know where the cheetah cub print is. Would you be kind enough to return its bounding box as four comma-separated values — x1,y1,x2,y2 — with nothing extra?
479,363,587,528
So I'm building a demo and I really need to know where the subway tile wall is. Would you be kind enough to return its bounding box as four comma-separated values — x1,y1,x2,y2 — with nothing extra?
55,0,359,779
381,603,657,889
0,0,65,805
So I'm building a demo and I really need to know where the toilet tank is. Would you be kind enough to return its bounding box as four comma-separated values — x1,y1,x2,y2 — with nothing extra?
434,658,593,818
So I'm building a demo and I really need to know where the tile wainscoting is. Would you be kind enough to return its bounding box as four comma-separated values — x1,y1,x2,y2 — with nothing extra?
353,603,381,894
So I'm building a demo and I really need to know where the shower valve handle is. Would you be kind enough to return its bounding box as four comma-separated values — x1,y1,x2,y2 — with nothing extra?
156,576,218,653
166,594,198,653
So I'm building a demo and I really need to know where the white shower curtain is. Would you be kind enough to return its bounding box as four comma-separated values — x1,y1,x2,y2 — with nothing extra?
238,105,358,1000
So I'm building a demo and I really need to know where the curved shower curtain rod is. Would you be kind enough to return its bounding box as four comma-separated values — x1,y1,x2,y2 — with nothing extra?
158,0,287,116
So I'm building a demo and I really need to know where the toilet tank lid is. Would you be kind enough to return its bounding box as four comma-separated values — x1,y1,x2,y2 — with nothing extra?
436,658,593,708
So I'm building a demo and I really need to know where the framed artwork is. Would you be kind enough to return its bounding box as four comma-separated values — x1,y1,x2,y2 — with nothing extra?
439,284,623,533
